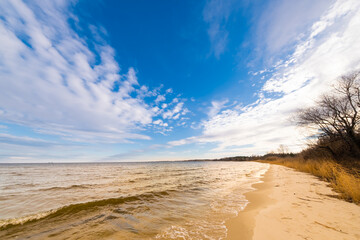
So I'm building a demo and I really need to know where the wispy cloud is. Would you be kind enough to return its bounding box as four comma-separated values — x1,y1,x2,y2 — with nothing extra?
155,94,166,104
162,102,189,120
203,0,237,58
256,0,332,56
171,0,360,155
0,131,93,162
207,99,228,117
0,133,56,147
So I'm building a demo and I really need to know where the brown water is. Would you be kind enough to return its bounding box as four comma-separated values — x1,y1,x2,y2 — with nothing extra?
0,161,269,239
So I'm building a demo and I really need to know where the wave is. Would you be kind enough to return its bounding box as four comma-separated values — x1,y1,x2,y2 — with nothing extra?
39,184,92,191
0,190,172,231
2,183,37,190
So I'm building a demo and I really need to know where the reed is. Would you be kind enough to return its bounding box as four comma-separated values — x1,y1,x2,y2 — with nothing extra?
261,157,360,204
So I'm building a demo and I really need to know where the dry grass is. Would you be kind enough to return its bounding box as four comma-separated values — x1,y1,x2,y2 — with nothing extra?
260,157,360,204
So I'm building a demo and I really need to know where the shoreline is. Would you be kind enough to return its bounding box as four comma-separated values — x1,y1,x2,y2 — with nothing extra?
225,164,274,240
226,164,360,240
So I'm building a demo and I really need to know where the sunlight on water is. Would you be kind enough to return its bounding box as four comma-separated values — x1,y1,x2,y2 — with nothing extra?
0,161,268,239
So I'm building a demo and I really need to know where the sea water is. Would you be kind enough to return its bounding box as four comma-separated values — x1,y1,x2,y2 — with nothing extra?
0,161,269,239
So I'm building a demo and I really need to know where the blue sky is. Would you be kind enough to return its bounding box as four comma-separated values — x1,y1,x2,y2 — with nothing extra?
1,0,360,162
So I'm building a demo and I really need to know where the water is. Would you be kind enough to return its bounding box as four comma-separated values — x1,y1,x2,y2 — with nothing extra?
0,161,269,239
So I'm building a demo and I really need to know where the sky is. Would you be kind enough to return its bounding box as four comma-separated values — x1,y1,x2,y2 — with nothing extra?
1,0,360,162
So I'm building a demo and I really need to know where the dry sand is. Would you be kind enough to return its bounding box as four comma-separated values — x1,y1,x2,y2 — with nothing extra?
226,164,360,240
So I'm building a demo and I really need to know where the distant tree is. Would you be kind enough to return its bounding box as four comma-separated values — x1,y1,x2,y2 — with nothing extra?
277,144,289,154
296,71,360,158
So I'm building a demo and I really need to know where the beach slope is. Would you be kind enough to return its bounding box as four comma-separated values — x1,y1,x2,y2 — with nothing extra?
226,164,360,240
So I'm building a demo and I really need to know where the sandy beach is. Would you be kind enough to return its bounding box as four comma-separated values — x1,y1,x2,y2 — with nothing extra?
226,164,360,240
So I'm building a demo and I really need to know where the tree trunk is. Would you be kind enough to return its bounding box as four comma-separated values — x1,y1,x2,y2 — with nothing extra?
346,130,360,157
319,145,337,160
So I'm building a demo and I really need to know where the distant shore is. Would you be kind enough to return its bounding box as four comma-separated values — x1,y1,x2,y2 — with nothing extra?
226,164,360,240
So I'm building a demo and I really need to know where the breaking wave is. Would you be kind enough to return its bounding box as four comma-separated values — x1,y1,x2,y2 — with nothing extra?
0,190,172,231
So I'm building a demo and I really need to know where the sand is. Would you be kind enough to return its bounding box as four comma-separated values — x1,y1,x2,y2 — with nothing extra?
226,164,360,240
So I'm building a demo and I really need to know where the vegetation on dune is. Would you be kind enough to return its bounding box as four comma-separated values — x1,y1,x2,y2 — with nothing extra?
296,70,360,160
262,71,360,204
212,71,360,203
261,156,360,204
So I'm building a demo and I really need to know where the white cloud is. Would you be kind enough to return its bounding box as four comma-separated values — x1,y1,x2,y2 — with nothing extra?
172,98,179,103
207,99,228,117
0,133,56,147
263,0,360,94
0,0,185,143
153,119,168,127
163,102,184,119
170,0,360,155
173,113,180,120
152,119,172,135
256,0,332,56
155,94,166,104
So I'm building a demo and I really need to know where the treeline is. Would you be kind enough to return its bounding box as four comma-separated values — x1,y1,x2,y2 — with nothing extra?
210,71,360,175
261,71,360,203
296,71,360,162
213,153,296,162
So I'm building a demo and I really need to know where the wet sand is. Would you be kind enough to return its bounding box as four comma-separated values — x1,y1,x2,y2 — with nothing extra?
226,164,360,240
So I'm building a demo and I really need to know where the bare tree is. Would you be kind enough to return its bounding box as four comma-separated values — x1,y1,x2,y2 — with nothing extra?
277,144,289,154
297,71,360,158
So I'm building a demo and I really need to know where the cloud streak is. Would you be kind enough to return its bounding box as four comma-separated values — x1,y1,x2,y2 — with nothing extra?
203,0,237,58
0,133,57,147
256,0,332,56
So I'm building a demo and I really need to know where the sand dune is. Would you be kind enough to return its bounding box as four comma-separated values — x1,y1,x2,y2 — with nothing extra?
226,164,360,240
